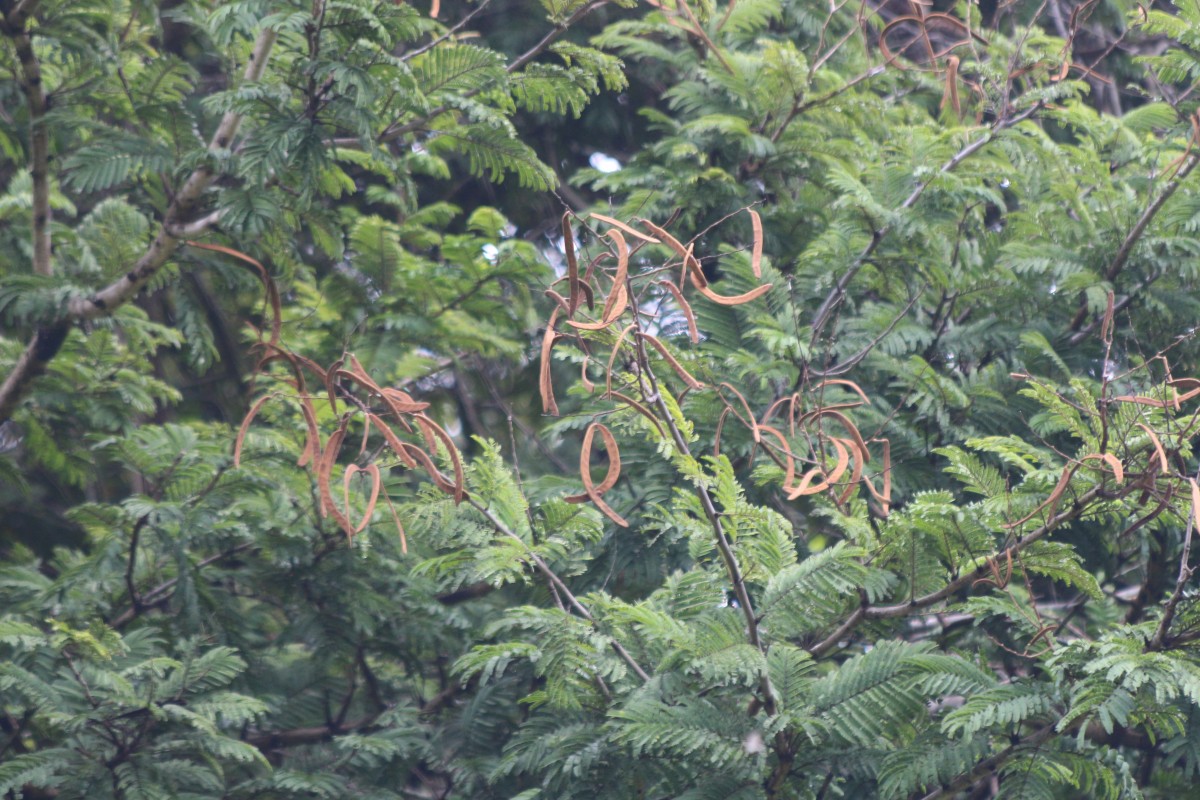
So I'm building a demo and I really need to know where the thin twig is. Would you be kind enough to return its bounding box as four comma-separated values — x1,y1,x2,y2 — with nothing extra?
469,498,652,683
622,270,778,716
401,0,494,62
1067,272,1163,346
109,542,255,628
808,287,925,377
123,515,150,617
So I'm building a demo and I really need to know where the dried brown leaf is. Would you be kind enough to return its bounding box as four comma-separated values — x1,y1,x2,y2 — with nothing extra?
714,406,731,459
839,438,866,504
397,441,459,497
325,356,344,414
814,379,871,406
718,382,758,442
610,390,665,437
368,412,417,469
567,283,627,330
695,281,773,306
544,288,570,314
605,229,629,309
605,324,636,397
756,424,796,492
186,241,281,348
814,409,870,464
341,462,382,536
1191,478,1200,531
1100,290,1115,342
297,395,321,468
1081,452,1125,484
786,437,849,499
581,356,596,394
1002,464,1077,529
381,489,408,554
318,419,351,537
863,438,892,516
1114,395,1169,408
637,218,690,262
416,415,466,503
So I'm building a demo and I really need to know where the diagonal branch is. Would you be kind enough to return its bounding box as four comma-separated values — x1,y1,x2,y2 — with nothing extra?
1147,470,1199,651
808,102,1044,345
1068,153,1200,333
2,0,41,26
0,26,278,424
470,498,652,683
1066,271,1162,346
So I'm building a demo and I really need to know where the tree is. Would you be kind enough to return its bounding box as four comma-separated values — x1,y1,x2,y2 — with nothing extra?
5,0,1200,798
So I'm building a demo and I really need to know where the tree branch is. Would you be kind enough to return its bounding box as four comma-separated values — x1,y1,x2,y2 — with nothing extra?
123,514,149,618
469,498,651,683
1069,153,1200,332
807,482,1111,657
244,712,381,750
808,102,1044,345
1066,271,1163,346
1148,468,1199,651
1,0,41,27
2,2,51,276
0,25,278,424
108,542,254,629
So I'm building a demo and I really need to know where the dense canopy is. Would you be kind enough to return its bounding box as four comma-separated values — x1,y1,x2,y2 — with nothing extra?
6,0,1200,798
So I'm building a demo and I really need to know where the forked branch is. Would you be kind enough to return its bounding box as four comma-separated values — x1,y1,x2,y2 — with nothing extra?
0,25,278,423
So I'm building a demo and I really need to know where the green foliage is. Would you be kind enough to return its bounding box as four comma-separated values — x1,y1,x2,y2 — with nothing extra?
6,0,1200,798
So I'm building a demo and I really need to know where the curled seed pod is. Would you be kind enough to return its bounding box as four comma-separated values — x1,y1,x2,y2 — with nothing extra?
574,422,628,527
342,463,382,538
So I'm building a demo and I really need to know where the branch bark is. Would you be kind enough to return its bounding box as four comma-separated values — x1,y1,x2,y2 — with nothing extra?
0,26,278,424
2,0,51,276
